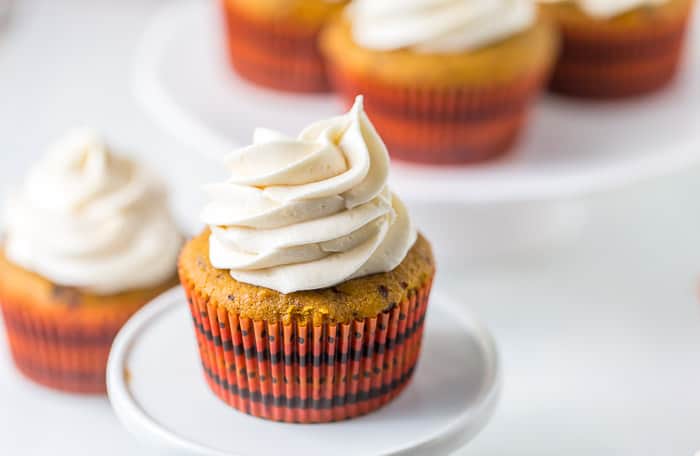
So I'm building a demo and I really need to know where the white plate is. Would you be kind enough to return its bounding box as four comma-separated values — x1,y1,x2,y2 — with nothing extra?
107,287,501,456
133,1,700,204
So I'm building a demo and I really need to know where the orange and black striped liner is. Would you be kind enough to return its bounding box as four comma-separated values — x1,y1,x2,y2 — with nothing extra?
328,67,550,165
184,280,433,423
0,297,142,394
220,0,330,93
549,15,692,98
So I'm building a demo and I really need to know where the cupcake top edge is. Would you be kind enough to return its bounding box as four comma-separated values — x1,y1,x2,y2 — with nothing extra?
347,0,538,53
3,129,182,295
223,0,348,27
202,96,418,295
538,0,670,19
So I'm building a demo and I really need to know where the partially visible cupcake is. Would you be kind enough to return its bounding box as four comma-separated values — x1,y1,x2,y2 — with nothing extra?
179,96,435,423
220,0,348,93
320,0,558,165
540,0,695,98
0,130,182,394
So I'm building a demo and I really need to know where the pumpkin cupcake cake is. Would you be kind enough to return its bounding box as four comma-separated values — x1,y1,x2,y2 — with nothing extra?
0,130,182,394
179,96,436,423
540,0,695,98
220,0,348,92
320,0,558,164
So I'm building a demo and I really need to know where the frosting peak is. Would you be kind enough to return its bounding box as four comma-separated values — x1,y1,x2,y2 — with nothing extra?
4,130,181,295
350,0,536,53
203,97,417,294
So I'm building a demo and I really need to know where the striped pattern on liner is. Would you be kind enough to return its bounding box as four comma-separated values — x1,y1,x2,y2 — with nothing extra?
0,295,141,394
186,280,432,423
550,15,691,98
220,0,331,93
329,68,550,165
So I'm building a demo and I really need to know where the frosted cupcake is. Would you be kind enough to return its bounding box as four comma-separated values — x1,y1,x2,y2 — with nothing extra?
179,96,435,423
0,130,181,393
321,0,558,164
540,0,695,98
220,0,348,93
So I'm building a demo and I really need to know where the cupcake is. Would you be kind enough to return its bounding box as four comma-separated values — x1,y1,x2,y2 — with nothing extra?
540,0,695,98
178,96,435,423
0,130,182,394
220,0,348,93
320,0,558,165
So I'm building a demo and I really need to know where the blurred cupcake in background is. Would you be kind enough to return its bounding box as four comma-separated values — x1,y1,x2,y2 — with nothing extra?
0,130,181,394
321,0,558,165
179,96,435,423
540,0,695,98
220,0,348,93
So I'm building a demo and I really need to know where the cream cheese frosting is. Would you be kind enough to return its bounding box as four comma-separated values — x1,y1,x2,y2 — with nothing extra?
540,0,669,18
349,0,537,53
202,96,417,294
4,130,181,295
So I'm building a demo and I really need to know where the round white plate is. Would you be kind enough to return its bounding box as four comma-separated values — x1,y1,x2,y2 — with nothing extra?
133,1,700,204
107,287,501,456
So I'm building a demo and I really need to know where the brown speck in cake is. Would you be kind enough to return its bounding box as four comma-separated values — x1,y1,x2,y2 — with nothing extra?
378,285,389,299
51,285,81,308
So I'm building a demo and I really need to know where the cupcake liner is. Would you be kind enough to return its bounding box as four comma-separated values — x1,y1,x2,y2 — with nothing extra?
184,279,433,423
0,295,142,394
327,66,550,164
220,0,330,93
549,15,691,98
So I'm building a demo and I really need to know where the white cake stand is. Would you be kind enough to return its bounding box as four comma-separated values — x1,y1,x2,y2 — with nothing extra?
106,287,501,456
133,1,700,205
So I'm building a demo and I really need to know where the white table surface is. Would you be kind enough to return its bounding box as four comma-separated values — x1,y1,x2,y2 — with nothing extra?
1,1,700,455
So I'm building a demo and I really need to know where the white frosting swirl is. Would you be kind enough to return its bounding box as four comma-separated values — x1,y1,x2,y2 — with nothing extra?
349,0,536,53
540,0,669,18
4,130,181,295
203,97,417,294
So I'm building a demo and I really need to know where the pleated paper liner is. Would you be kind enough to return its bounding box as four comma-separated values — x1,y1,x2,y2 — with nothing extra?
549,15,692,99
220,0,330,93
327,67,550,165
0,295,144,394
184,279,433,424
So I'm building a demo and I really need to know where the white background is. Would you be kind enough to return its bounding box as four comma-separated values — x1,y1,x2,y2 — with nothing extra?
1,1,700,455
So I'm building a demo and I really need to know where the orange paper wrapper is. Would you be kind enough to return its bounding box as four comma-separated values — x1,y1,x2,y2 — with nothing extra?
184,280,433,423
327,67,550,165
0,294,143,394
220,0,330,93
549,16,691,98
